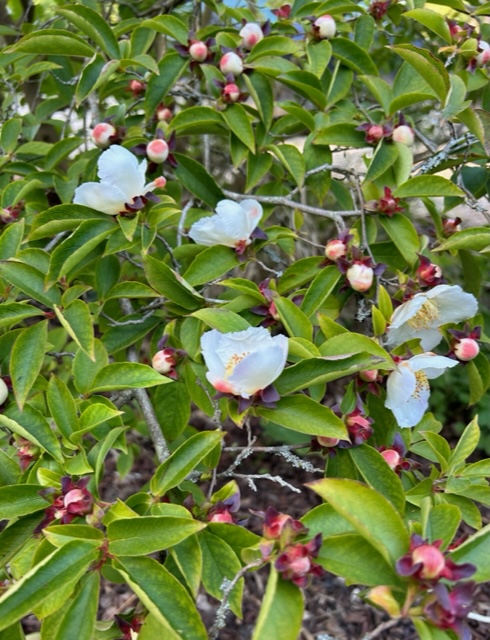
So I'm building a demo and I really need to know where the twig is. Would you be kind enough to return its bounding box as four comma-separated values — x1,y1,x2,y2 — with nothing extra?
361,617,404,640
468,611,490,623
415,133,478,175
219,471,302,493
101,308,158,327
456,172,490,224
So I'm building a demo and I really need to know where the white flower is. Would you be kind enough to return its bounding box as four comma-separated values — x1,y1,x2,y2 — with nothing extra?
73,146,165,215
188,199,263,252
385,353,459,428
200,327,288,398
386,285,478,351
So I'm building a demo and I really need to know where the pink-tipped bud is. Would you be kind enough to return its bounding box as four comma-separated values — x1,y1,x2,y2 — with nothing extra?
359,369,378,383
477,46,490,67
239,23,264,49
381,449,401,470
189,41,209,62
0,378,8,405
317,436,339,448
208,510,234,524
392,125,415,146
153,176,167,189
223,83,241,103
146,139,169,164
129,79,145,96
367,586,401,617
219,51,244,76
325,239,347,261
314,15,336,39
454,338,479,362
346,264,373,292
366,124,385,144
412,544,446,580
156,105,173,122
152,348,176,374
92,123,116,148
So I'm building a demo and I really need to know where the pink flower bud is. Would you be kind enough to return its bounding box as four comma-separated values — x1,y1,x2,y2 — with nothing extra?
359,369,378,383
92,123,116,148
325,239,347,261
129,79,145,96
153,176,167,189
367,586,401,616
366,124,385,144
156,105,173,122
412,544,446,580
223,83,241,102
346,263,374,292
314,15,336,39
239,23,264,49
208,510,234,523
146,139,169,164
189,41,208,62
381,449,401,470
454,338,479,362
477,46,490,66
442,217,461,236
392,125,415,146
219,51,244,76
152,348,176,374
0,378,8,405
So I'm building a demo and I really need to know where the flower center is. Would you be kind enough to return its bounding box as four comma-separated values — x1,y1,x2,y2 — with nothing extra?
225,351,250,375
413,370,429,399
407,300,439,330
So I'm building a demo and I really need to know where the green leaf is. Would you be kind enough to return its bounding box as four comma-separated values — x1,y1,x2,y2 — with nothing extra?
331,37,377,75
449,523,490,582
47,377,78,440
141,15,189,45
115,556,208,640
0,220,24,260
308,478,409,565
252,568,303,640
54,300,94,360
192,308,250,332
144,255,202,310
0,541,98,631
173,153,224,208
244,72,274,130
424,504,461,549
442,75,471,120
394,175,464,198
108,516,205,556
170,107,225,136
3,404,63,462
43,525,104,547
0,514,42,570
10,321,47,410
307,39,332,77
10,29,94,57
300,266,341,318
29,205,109,240
378,214,419,266
73,339,108,395
0,485,48,520
90,363,172,393
365,142,399,183
145,52,188,118
222,103,255,153
183,245,239,286
58,5,120,59
0,261,61,308
0,302,44,329
247,35,302,61
268,144,305,187
1,118,22,154
49,572,100,640
434,227,490,252
274,296,312,341
76,58,119,104
314,123,367,147
276,71,327,110
404,9,452,43
359,75,392,115
448,416,480,473
257,395,348,439
151,431,224,496
44,137,82,171
466,354,490,404
320,332,392,367
390,44,450,102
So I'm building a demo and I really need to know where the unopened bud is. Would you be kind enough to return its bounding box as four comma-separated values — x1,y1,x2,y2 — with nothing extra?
412,544,446,580
208,510,234,523
477,45,490,66
239,23,264,49
146,139,169,164
153,176,167,189
223,83,241,102
381,449,401,470
392,125,415,146
359,369,378,383
367,586,401,617
346,263,373,292
156,106,173,122
314,15,336,39
92,123,116,148
189,41,208,62
325,239,347,261
219,51,244,76
152,348,176,374
454,338,479,362
129,79,145,95
0,378,8,405
317,436,339,448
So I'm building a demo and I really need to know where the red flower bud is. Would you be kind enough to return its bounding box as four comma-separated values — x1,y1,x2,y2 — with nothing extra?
146,139,169,164
152,348,177,374
156,105,173,122
129,80,145,96
417,255,443,287
239,23,264,49
359,369,378,383
189,41,209,62
222,83,241,103
381,449,401,470
412,544,446,579
454,338,479,362
92,123,116,148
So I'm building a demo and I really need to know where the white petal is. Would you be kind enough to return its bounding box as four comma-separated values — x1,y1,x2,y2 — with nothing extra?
408,353,459,379
237,199,263,234
431,285,478,324
385,363,429,428
389,295,427,329
97,146,146,201
229,337,288,396
215,199,245,218
73,182,128,215
200,330,226,380
188,215,237,247
215,327,272,368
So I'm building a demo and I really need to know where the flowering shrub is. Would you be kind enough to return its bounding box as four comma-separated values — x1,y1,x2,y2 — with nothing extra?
0,1,489,639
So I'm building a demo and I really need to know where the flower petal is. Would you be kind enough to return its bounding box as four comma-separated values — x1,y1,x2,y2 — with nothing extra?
431,285,478,325
73,182,128,215
408,353,459,379
237,199,263,234
188,214,237,247
200,329,226,380
97,146,146,201
385,362,429,428
229,336,288,396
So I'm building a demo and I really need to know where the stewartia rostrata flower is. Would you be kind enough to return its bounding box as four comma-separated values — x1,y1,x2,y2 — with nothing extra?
200,326,288,398
188,198,263,253
73,145,166,215
386,284,478,351
385,353,459,428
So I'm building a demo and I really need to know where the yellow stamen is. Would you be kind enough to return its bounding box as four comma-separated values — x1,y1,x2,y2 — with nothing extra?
225,351,250,375
413,370,429,399
407,300,439,331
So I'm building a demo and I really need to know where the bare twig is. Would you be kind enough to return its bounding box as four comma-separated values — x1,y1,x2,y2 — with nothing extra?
361,617,404,640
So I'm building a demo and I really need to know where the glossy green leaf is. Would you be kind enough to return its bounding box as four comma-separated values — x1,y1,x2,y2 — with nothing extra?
404,9,452,43
434,227,490,252
0,302,44,329
247,36,302,61
10,321,47,410
365,142,399,183
89,362,172,393
0,261,61,308
0,485,49,520
300,265,341,318
331,37,377,75
252,567,303,640
58,5,120,59
257,395,348,439
192,308,250,332
151,430,224,496
2,404,63,462
276,71,326,109
10,29,94,57
49,572,100,640
1,118,22,154
378,214,419,265
43,525,104,548
145,52,188,118
0,220,24,260
424,504,461,550
244,72,274,130
390,44,450,102
170,107,225,136
269,144,305,187
76,58,119,104
141,15,189,45
448,416,480,473
73,339,108,395
359,75,392,115
173,153,224,208
144,255,202,310
183,245,239,286
116,556,207,639
320,332,392,367
170,534,202,597
222,103,255,153
29,205,109,241
54,300,94,360
449,523,490,582
314,123,367,147
394,176,464,198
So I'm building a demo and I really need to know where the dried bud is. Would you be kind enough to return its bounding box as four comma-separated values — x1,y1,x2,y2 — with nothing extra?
454,338,479,362
441,217,461,236
325,239,347,261
146,139,169,164
92,123,116,148
346,263,374,292
239,23,264,49
313,15,336,39
381,449,401,470
189,41,209,62
222,83,241,103
368,1,391,21
392,125,415,146
152,348,177,374
219,51,244,76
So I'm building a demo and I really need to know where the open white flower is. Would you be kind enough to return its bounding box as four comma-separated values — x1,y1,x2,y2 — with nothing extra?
385,353,459,428
188,199,263,252
386,285,478,351
200,326,288,398
73,145,165,215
